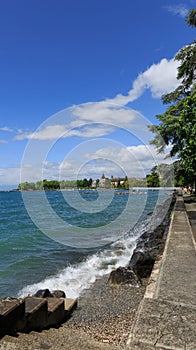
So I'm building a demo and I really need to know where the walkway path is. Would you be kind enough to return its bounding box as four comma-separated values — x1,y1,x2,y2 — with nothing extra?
126,196,196,349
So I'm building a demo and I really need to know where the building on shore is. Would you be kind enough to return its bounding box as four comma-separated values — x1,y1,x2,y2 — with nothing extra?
110,175,127,188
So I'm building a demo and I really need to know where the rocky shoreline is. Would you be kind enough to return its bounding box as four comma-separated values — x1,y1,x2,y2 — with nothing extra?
64,193,176,347
108,194,176,287
1,193,176,349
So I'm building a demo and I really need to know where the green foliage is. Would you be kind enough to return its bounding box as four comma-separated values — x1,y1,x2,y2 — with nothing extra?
124,178,129,189
35,181,44,190
173,160,193,187
101,177,112,189
18,182,36,191
18,180,60,191
152,164,174,187
18,179,97,190
18,177,149,191
60,180,77,188
149,9,196,187
76,178,93,188
177,90,196,175
150,88,196,182
95,179,100,187
186,9,196,27
43,180,60,190
146,170,160,187
127,177,146,187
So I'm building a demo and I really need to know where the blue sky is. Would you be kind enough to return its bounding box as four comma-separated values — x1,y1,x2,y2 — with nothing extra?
0,0,195,188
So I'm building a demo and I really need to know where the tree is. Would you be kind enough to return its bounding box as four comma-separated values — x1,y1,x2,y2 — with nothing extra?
88,178,93,187
42,179,60,190
153,163,174,187
149,9,196,189
76,178,93,189
60,180,77,188
173,160,191,187
35,181,44,190
124,177,129,190
146,169,160,188
18,181,35,191
186,9,196,27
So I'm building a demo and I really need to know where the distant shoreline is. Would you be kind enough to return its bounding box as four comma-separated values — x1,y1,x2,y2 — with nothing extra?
8,187,178,192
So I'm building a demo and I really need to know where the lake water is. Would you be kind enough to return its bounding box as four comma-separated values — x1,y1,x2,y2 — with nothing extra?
0,189,173,299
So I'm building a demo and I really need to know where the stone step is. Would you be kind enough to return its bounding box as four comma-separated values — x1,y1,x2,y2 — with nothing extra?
46,297,65,327
25,297,48,331
0,299,25,337
0,296,78,336
64,297,78,316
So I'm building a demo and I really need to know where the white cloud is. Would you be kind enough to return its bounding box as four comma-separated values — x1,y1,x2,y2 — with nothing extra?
106,57,179,103
0,139,8,144
165,4,189,18
0,167,20,186
133,58,179,98
19,160,81,184
66,123,116,138
0,126,13,132
14,105,141,141
84,144,172,178
14,57,179,142
0,143,174,187
7,57,178,186
15,125,67,141
14,123,115,141
72,101,138,126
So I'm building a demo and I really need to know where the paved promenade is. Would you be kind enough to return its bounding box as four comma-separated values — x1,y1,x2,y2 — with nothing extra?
126,195,196,350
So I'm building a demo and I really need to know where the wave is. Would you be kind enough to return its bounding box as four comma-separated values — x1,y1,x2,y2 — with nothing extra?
17,192,173,299
17,217,149,299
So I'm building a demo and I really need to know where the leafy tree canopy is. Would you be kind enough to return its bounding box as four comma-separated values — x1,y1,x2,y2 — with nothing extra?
146,169,160,188
149,9,196,187
186,9,196,27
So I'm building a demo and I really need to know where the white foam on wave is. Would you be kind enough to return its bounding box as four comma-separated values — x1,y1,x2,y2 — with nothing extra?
18,193,171,299
18,232,140,299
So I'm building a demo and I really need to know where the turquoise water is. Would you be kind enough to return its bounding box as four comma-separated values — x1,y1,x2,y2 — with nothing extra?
0,189,172,299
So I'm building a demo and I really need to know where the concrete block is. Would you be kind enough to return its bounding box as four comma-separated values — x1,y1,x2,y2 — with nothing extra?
46,297,65,327
25,297,48,331
64,298,77,315
0,299,25,336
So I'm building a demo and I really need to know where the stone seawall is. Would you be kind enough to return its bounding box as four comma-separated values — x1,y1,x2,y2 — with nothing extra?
108,193,176,286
